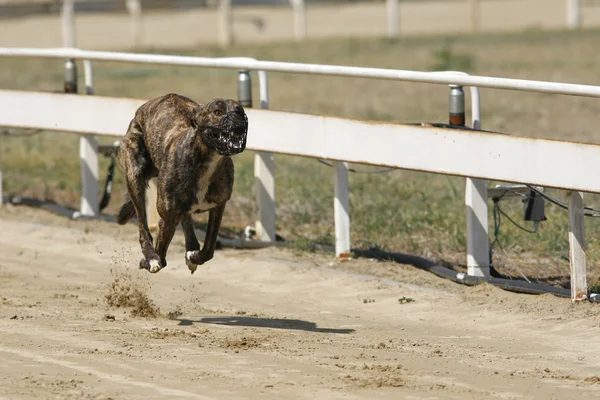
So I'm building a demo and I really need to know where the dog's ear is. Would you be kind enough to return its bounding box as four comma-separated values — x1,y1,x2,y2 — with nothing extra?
192,104,205,128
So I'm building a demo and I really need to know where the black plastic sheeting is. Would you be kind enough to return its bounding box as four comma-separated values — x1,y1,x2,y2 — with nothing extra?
353,249,572,298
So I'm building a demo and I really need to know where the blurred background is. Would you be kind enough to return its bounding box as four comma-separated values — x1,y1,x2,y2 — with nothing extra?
2,0,600,50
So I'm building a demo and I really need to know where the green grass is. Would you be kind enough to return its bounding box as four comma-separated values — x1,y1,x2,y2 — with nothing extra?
3,28,600,284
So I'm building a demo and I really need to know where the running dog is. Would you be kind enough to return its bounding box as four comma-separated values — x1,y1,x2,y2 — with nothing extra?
117,93,248,274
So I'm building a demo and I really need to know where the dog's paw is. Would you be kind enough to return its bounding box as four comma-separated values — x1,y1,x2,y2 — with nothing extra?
139,257,163,273
185,252,199,274
148,259,162,273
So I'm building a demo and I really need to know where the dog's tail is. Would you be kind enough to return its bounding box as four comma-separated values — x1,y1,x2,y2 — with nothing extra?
117,199,136,225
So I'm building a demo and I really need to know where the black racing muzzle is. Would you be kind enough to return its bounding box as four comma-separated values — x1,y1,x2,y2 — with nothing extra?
204,112,248,156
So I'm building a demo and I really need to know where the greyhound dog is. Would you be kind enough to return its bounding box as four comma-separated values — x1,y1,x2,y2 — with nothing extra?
116,93,248,274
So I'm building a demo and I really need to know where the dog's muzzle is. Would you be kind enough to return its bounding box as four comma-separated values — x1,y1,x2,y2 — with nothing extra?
203,112,248,156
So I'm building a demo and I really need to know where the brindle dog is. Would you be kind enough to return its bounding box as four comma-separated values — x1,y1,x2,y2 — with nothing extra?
117,93,248,274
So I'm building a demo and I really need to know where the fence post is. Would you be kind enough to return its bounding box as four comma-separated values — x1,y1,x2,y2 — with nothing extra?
334,162,351,260
0,135,3,205
61,0,76,48
568,191,588,302
566,0,581,29
218,0,233,47
386,0,398,38
78,60,99,217
450,85,490,278
469,0,480,33
290,0,307,41
125,0,143,49
248,71,276,242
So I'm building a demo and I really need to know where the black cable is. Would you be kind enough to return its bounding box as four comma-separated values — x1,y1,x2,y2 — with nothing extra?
526,185,600,217
496,203,538,234
489,198,536,282
99,153,116,211
490,197,503,250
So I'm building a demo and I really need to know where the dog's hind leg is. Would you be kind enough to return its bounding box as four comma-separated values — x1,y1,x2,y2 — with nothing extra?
185,203,225,274
119,120,161,272
153,215,179,272
181,215,201,274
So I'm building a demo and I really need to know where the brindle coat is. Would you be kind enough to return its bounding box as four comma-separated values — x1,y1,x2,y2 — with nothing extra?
117,93,247,274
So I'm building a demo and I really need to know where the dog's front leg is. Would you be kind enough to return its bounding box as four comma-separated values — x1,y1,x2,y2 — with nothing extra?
185,203,225,274
182,215,201,274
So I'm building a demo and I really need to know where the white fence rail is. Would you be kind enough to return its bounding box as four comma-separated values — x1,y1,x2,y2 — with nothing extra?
3,89,600,193
1,47,599,302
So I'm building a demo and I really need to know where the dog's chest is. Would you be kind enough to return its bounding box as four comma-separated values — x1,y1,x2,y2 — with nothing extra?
190,155,222,213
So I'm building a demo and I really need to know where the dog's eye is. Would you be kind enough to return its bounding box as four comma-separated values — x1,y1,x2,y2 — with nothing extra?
214,109,223,116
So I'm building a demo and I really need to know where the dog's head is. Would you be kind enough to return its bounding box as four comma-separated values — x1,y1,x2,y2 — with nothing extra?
194,98,248,156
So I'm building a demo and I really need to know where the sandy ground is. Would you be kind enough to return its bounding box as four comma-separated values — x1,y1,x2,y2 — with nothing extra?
0,205,600,399
3,1,600,51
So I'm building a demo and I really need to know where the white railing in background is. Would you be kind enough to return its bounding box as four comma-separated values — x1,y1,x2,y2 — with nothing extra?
1,48,599,302
216,0,307,45
567,0,582,28
385,0,587,37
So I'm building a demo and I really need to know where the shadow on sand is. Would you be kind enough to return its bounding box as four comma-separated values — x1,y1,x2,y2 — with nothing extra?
176,316,355,334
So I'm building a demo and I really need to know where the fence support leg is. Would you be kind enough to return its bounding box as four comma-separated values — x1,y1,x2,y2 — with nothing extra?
450,84,490,277
568,191,588,302
125,0,143,49
290,0,307,41
469,0,480,33
566,0,581,29
218,0,233,47
61,0,76,48
255,152,276,242
0,136,3,205
466,178,489,277
334,161,351,260
252,70,276,242
79,135,99,217
386,0,398,38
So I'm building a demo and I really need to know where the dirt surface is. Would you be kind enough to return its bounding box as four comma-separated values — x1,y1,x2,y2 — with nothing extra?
1,206,600,399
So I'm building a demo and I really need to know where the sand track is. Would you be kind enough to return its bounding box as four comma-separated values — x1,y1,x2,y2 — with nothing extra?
0,207,600,399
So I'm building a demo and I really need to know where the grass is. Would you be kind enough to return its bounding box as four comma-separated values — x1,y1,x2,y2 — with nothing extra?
3,28,600,285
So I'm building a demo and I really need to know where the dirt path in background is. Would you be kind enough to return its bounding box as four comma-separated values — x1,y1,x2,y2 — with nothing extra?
1,206,600,399
3,1,600,51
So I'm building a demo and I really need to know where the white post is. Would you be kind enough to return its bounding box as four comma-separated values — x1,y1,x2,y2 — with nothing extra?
567,0,581,29
255,153,276,242
79,60,99,217
83,60,93,95
218,0,233,48
79,137,99,217
469,0,480,33
290,0,307,41
0,136,3,205
386,0,398,38
334,161,351,260
459,85,490,278
125,0,143,49
255,71,276,242
568,191,587,302
61,0,76,48
465,179,489,277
